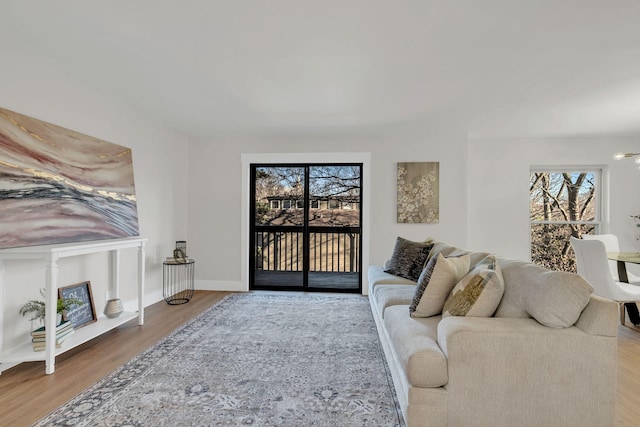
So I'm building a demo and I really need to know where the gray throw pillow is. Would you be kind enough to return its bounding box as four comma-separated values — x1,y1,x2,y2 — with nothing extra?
409,254,440,314
384,237,434,282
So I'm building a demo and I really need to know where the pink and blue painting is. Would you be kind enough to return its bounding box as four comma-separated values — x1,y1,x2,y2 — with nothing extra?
0,107,139,249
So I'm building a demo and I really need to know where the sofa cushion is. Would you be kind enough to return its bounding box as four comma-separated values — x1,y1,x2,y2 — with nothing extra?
367,265,416,297
496,259,594,328
442,255,504,317
384,237,434,281
374,284,416,318
383,305,448,388
410,253,471,318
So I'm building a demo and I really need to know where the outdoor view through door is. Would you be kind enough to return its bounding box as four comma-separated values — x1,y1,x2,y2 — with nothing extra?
250,164,362,292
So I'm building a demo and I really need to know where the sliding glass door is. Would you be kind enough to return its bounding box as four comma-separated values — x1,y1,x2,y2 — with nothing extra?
250,163,362,292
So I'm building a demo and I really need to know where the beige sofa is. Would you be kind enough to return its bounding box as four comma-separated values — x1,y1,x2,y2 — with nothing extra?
368,240,618,427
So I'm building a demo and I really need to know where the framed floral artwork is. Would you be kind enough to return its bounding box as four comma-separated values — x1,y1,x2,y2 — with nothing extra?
397,162,439,223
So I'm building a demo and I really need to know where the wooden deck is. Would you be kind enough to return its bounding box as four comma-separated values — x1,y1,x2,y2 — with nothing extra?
253,270,360,291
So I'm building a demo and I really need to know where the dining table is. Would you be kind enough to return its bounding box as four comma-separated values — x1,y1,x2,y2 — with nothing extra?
607,251,640,324
607,251,640,283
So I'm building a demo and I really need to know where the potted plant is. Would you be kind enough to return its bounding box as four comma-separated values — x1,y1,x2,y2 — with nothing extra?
19,288,84,326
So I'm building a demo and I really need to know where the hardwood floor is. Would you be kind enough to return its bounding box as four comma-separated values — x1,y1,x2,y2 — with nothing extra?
0,291,231,427
616,324,640,426
0,290,638,426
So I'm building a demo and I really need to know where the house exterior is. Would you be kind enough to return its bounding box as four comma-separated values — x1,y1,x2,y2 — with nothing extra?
265,195,360,212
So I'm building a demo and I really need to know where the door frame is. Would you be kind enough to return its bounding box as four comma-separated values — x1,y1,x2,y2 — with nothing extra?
249,163,363,292
241,152,371,295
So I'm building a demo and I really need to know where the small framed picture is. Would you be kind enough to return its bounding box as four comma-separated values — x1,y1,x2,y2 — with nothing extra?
58,281,97,329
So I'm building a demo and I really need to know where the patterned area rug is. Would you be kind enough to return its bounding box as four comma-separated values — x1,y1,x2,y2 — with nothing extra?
36,292,405,426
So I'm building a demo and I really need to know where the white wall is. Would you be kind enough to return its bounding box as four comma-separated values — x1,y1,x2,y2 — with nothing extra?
0,46,190,355
468,137,640,262
187,130,469,292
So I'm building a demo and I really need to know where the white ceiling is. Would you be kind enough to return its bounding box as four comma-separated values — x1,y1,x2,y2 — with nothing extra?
2,0,640,139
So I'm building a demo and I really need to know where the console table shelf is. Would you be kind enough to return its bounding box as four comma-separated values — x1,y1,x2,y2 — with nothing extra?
0,237,147,374
1,312,138,364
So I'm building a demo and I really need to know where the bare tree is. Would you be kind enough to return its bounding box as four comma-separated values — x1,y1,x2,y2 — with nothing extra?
530,172,596,272
254,166,361,227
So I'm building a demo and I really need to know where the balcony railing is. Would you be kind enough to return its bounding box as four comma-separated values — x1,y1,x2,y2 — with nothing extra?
254,227,360,273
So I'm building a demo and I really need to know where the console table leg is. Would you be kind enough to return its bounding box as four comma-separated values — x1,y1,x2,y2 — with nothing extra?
137,242,146,326
45,254,59,374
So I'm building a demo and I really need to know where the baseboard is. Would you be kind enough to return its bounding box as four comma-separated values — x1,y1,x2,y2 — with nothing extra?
0,360,20,374
195,280,247,292
194,280,365,294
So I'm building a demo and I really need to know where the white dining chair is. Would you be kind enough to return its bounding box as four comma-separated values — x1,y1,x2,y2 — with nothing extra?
582,233,640,282
570,236,640,325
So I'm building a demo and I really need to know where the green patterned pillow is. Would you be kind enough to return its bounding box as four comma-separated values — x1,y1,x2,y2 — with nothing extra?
384,237,434,282
442,255,504,317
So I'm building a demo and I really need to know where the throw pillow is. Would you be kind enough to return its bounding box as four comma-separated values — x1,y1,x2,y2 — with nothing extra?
410,253,471,317
495,260,594,328
409,255,439,314
384,237,434,282
442,255,504,317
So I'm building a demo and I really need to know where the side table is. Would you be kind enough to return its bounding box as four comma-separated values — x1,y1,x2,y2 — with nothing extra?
163,259,195,304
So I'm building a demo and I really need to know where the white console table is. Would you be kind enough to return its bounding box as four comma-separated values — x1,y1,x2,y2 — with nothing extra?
0,237,146,374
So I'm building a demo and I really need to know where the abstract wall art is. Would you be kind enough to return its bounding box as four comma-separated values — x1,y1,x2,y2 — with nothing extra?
397,161,439,224
0,107,139,249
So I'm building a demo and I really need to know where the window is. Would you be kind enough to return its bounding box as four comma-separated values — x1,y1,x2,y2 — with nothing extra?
530,168,602,272
310,200,319,209
270,200,280,209
282,200,292,209
296,200,304,209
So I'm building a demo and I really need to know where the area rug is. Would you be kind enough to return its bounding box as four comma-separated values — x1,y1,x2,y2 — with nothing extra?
35,292,405,426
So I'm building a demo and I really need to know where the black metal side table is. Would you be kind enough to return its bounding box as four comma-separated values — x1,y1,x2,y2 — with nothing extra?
163,259,195,304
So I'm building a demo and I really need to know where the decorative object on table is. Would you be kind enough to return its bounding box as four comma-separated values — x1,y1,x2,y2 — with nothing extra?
171,240,188,263
0,106,140,250
396,161,439,223
163,259,195,305
33,293,404,427
103,298,124,318
30,320,75,352
58,281,97,329
18,288,85,327
166,240,189,264
176,240,187,256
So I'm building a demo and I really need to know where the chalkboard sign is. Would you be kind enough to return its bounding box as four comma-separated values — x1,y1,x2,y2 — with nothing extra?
58,281,97,329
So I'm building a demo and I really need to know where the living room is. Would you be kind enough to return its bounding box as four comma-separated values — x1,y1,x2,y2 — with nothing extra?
1,1,640,426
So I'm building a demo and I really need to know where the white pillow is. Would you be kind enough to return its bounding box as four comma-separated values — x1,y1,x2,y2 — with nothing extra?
410,253,471,317
442,255,504,317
